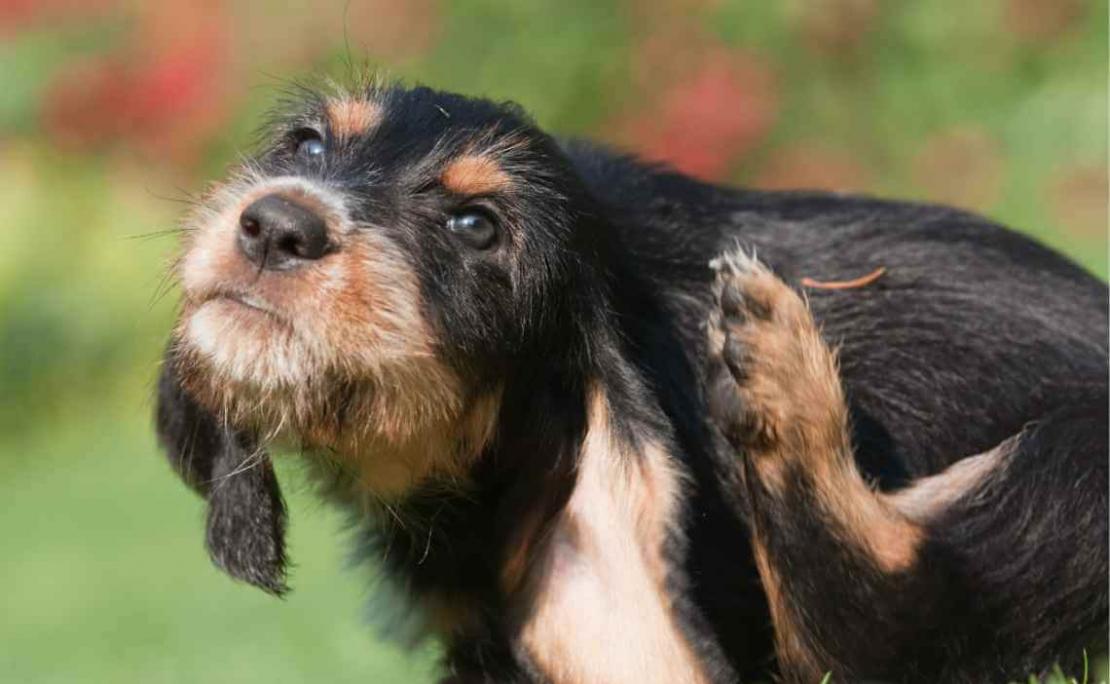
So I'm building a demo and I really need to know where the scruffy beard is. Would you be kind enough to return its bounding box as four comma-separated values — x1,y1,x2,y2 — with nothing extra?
168,170,494,498
171,318,464,451
168,317,500,502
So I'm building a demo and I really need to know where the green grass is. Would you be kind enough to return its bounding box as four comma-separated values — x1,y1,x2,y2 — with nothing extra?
1027,654,1110,684
815,655,1110,684
0,402,438,683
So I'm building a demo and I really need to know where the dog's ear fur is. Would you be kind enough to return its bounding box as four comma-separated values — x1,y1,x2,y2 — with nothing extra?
156,350,289,595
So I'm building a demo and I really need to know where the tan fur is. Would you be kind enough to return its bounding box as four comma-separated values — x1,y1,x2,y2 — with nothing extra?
441,154,513,196
424,592,480,637
174,174,493,499
710,251,922,574
751,540,824,681
501,509,543,596
326,98,382,138
885,438,1011,523
517,386,707,684
303,388,501,498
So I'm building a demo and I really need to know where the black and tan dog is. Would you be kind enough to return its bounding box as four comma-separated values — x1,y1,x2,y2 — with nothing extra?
156,81,1108,683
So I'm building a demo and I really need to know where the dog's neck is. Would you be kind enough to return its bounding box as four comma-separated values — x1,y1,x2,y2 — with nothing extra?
309,221,720,679
507,379,711,683
331,346,713,682
301,386,503,502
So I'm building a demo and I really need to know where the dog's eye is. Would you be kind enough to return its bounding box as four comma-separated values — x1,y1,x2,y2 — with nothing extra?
292,130,325,161
446,210,498,250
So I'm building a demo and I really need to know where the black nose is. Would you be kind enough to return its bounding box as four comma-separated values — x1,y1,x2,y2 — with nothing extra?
238,194,332,270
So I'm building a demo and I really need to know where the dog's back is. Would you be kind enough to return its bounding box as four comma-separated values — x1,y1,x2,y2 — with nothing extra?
565,138,1106,477
565,139,1108,681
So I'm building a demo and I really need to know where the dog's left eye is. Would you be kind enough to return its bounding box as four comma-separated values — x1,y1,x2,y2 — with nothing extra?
446,210,498,250
293,130,326,161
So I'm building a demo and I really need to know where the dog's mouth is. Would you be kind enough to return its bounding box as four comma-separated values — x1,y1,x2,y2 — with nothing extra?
197,289,291,327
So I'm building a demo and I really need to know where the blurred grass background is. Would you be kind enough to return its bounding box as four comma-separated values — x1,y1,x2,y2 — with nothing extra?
1,1,1106,682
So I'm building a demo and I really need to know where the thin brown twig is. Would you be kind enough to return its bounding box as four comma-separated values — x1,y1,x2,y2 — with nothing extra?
801,266,887,291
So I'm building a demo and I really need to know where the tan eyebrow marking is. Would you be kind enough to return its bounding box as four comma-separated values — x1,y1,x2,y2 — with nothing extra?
325,98,382,138
441,154,513,196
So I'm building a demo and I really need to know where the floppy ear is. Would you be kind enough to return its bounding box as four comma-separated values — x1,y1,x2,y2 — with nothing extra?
156,349,289,595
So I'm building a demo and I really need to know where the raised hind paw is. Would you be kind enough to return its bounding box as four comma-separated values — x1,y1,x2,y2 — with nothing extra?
706,249,851,479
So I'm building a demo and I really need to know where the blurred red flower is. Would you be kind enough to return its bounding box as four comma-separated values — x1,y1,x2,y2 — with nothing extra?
39,3,232,165
620,48,778,180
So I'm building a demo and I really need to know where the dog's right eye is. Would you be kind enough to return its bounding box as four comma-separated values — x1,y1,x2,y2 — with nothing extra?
291,129,325,161
446,209,498,250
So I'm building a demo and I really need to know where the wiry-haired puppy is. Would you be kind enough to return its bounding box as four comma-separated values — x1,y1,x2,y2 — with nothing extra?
156,81,1108,683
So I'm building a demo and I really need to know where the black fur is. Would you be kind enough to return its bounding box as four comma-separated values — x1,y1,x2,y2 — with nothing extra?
157,348,288,595
155,83,1108,682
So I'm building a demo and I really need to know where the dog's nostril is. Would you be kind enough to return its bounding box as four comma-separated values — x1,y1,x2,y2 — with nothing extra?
277,234,302,257
237,194,332,270
240,215,262,238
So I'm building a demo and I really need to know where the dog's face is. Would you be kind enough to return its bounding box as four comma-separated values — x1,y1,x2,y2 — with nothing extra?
169,85,587,498
160,84,602,592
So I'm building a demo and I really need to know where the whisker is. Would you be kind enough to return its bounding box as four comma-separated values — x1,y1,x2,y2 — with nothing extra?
123,227,192,242
207,448,267,490
417,502,447,566
148,258,183,310
144,184,202,206
378,498,410,534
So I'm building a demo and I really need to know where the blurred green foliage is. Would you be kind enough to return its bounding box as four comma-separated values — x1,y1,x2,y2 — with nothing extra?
1,1,1106,682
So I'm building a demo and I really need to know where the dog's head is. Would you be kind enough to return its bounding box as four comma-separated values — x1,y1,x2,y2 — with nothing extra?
156,83,602,593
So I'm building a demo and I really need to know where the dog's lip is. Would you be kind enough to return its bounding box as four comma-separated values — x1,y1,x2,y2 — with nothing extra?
200,289,288,323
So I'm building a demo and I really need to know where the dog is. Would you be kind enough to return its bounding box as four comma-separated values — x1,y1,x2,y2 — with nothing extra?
156,81,1108,683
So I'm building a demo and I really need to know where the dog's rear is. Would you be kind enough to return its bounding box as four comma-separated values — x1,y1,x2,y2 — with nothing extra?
706,250,1106,682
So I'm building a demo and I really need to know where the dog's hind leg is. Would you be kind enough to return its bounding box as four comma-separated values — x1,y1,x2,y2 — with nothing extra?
706,250,1108,683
